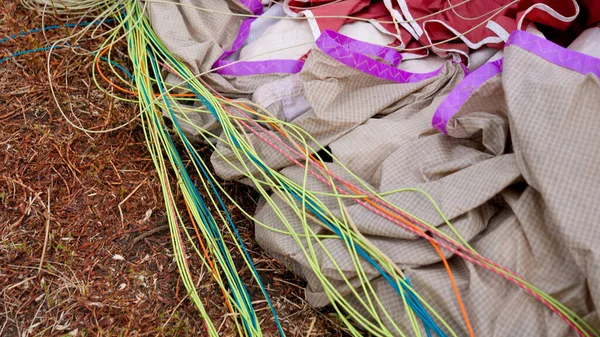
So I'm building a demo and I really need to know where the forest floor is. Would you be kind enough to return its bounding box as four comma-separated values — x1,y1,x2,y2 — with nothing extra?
0,2,347,336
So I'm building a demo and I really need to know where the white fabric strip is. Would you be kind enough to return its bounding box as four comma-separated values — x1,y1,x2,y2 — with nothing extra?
302,10,322,41
422,19,505,50
383,0,420,40
281,1,320,40
395,0,424,38
486,20,510,42
517,0,579,30
369,20,406,50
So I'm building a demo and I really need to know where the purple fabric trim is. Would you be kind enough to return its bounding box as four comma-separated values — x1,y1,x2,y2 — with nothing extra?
239,0,262,15
432,58,503,134
316,30,443,83
459,62,471,76
216,18,256,61
506,30,600,78
212,0,305,76
216,0,262,61
432,30,600,134
329,31,403,67
214,59,305,76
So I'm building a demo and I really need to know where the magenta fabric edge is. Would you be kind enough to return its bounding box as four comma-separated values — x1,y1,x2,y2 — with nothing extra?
212,0,306,76
431,58,504,134
432,29,600,135
211,1,411,77
214,59,305,76
329,32,403,67
239,0,262,15
506,30,600,78
218,0,262,60
217,18,256,60
316,30,443,83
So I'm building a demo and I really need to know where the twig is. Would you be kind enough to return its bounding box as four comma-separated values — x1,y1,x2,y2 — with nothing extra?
306,316,317,337
38,188,51,272
2,48,26,70
273,277,304,290
161,292,188,330
132,224,169,244
162,272,203,329
51,166,70,196
118,180,146,224
1,176,55,271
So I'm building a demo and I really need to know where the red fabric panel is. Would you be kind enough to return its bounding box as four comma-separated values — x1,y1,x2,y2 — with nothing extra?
578,0,600,27
283,0,595,59
287,0,371,33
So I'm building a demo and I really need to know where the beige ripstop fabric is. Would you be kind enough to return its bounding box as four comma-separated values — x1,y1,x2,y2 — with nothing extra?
217,39,598,336
145,2,600,334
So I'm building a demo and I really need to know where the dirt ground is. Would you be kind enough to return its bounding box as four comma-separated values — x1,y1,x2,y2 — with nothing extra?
0,2,347,336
